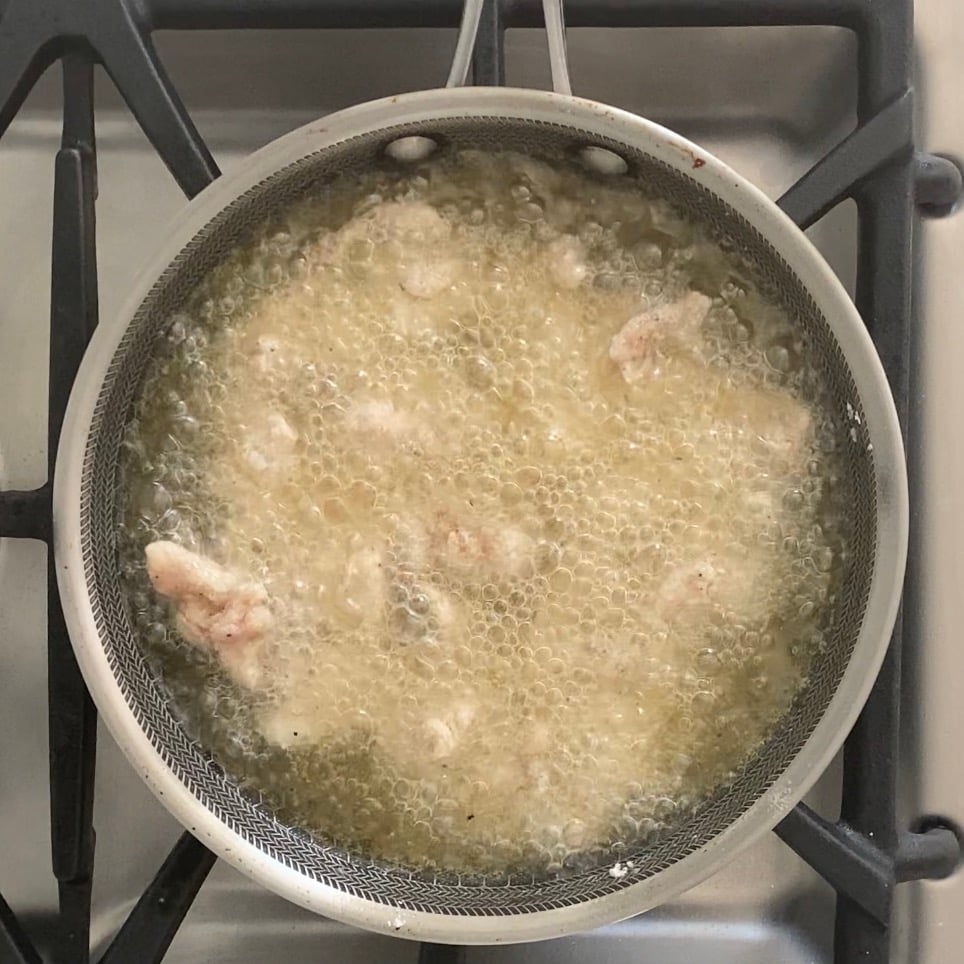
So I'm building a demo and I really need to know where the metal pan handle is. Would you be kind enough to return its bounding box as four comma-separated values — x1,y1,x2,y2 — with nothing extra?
543,0,574,95
445,0,573,95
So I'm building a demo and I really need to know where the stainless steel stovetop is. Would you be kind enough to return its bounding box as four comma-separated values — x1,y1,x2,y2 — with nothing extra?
0,7,961,962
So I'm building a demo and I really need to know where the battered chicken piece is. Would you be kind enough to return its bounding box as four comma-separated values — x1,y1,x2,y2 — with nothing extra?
657,559,718,615
400,259,456,298
421,700,477,760
361,200,449,243
656,543,774,627
752,392,813,462
244,411,298,473
449,524,533,578
422,509,535,579
335,541,387,626
715,384,814,469
356,201,457,301
546,235,588,290
739,486,780,521
144,541,272,688
344,399,438,454
251,336,286,373
422,585,462,640
390,572,465,645
313,199,456,304
508,154,563,197
479,721,555,797
320,199,450,253
255,661,361,749
609,291,713,382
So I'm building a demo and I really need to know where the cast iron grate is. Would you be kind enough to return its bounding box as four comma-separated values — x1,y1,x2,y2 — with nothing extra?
0,2,961,962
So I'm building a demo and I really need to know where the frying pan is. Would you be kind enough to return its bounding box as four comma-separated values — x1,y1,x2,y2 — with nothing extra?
52,0,907,943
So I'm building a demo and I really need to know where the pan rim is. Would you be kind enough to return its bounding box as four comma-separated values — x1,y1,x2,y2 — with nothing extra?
52,85,907,944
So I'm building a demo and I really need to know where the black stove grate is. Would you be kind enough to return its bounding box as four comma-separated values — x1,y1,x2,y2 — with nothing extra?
0,2,961,963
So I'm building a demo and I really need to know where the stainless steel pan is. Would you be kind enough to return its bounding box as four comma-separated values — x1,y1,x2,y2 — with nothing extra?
52,0,907,944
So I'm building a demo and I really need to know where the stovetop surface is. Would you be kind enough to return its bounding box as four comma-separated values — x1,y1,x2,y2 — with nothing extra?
0,7,960,962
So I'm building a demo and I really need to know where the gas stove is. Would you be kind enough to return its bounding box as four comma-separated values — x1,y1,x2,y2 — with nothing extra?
0,2,962,962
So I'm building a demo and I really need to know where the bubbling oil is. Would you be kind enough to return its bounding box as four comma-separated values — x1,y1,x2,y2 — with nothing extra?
118,150,851,878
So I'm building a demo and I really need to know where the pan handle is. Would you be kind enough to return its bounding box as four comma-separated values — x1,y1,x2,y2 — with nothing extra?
445,0,485,87
543,0,574,95
445,0,574,95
